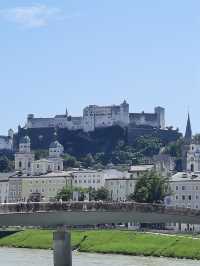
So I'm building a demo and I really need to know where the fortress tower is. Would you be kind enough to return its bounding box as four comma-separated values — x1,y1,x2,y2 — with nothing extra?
155,106,165,129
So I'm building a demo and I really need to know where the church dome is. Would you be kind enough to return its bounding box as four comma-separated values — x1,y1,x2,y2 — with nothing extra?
49,140,63,149
20,136,30,144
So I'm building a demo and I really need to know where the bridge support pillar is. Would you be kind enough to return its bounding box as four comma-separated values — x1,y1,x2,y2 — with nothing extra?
53,230,72,266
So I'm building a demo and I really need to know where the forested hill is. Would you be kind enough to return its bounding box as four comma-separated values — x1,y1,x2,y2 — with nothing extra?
15,126,182,158
16,126,127,157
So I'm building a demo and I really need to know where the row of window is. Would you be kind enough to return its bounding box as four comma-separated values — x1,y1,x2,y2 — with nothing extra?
176,185,200,191
74,179,101,184
29,180,65,184
109,182,133,188
175,195,192,200
74,175,101,178
30,188,57,193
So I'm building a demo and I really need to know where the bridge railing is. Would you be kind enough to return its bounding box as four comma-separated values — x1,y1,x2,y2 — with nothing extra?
0,202,199,217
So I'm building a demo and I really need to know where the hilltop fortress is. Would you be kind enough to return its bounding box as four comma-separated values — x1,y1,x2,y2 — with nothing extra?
26,101,165,132
0,101,180,154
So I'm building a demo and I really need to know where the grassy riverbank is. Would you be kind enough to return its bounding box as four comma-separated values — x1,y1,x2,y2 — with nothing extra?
0,229,200,260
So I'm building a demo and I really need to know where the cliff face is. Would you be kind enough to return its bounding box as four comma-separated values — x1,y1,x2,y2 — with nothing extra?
128,125,182,145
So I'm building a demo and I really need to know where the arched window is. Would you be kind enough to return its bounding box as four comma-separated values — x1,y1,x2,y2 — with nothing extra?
19,161,22,168
28,162,31,168
191,164,194,172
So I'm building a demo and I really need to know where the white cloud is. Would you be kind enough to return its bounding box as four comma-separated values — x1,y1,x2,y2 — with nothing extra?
0,4,64,28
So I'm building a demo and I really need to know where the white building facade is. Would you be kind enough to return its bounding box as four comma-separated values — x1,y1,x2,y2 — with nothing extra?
72,170,106,190
105,178,136,201
0,173,12,203
8,172,72,203
165,172,200,232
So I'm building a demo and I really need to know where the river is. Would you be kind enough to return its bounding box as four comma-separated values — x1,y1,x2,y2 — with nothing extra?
0,248,199,266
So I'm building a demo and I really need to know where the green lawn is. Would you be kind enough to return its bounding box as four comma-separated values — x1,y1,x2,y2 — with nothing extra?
0,229,200,260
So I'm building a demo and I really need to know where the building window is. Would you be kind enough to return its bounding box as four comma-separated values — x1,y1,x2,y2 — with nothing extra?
182,195,185,200
176,186,178,190
176,195,178,200
19,161,22,168
182,186,185,191
191,164,194,172
188,195,192,200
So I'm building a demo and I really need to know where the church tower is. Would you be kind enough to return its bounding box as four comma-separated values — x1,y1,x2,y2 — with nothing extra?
182,113,193,171
15,136,35,174
184,113,192,144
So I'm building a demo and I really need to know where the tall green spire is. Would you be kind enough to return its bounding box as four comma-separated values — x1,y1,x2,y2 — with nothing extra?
184,113,192,144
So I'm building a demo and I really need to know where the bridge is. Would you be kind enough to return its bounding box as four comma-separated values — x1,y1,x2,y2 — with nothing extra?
1,201,200,266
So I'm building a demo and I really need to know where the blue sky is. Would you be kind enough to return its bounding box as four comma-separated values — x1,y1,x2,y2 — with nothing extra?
0,0,199,135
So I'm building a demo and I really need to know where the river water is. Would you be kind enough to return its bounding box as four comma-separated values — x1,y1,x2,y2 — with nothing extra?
0,248,199,266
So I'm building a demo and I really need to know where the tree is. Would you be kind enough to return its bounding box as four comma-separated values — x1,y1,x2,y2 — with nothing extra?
93,163,104,170
94,152,110,165
89,187,109,201
82,153,95,168
63,154,80,168
193,134,200,144
96,187,109,200
135,136,162,157
162,139,183,157
0,156,13,172
130,171,170,203
56,186,73,201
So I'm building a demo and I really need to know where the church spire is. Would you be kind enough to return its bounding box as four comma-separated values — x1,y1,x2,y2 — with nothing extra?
184,113,192,144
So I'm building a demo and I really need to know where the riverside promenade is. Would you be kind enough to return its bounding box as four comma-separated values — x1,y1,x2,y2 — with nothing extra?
1,201,200,266
0,201,199,226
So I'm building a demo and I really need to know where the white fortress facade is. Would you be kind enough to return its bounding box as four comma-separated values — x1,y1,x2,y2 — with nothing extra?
26,109,83,131
83,100,129,132
0,129,14,151
25,101,165,132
